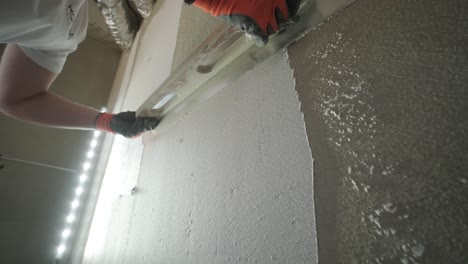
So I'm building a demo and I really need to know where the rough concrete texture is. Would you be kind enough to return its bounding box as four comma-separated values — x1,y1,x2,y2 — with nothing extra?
171,4,222,71
288,0,468,263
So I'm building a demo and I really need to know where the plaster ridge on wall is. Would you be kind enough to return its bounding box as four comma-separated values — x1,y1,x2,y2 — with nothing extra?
285,49,319,262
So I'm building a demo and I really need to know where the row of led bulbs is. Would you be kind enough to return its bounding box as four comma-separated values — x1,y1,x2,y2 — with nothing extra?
56,122,104,259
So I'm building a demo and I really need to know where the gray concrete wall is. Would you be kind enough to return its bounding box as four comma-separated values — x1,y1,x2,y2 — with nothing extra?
0,37,121,264
288,0,468,263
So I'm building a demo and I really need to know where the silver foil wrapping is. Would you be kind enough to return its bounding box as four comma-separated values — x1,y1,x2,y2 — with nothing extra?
128,0,154,18
95,0,140,49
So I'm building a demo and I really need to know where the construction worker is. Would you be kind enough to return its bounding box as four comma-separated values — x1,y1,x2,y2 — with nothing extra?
0,0,300,138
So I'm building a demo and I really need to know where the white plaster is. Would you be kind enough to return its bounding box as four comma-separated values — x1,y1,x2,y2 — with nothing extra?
83,1,184,262
138,52,316,263
83,1,317,263
85,52,318,263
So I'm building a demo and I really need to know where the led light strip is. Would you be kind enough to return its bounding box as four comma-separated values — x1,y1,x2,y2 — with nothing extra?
55,108,107,260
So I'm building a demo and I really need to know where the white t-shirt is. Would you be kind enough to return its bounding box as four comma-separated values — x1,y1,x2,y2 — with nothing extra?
0,0,88,73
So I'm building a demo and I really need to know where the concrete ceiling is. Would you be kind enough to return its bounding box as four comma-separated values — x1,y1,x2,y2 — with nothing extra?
87,1,120,48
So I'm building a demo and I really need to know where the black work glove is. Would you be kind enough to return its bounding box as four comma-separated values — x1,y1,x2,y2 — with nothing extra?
95,111,160,138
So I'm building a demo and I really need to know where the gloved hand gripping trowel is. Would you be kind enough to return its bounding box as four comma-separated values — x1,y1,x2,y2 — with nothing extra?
102,0,302,138
133,0,303,129
96,111,160,138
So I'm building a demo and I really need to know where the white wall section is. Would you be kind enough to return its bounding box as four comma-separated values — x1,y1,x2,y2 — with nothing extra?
83,1,317,263
140,52,316,263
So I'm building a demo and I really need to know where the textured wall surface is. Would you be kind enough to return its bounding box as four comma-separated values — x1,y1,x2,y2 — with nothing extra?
288,0,468,263
119,52,317,263
171,4,222,71
84,38,318,264
84,52,318,263
82,2,318,261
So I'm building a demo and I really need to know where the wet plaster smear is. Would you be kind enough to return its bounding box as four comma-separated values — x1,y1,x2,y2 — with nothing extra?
86,52,318,264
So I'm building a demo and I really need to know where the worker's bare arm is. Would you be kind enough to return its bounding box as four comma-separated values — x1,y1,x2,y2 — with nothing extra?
0,44,100,129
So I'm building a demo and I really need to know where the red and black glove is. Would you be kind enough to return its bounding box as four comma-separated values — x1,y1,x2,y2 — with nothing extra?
185,0,301,46
95,111,160,138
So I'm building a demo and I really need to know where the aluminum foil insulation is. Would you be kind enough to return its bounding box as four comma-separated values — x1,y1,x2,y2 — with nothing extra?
128,0,155,18
95,0,141,49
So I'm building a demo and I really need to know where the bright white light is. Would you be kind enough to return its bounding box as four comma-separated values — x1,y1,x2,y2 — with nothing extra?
87,151,95,159
62,229,71,239
71,200,80,209
79,174,88,183
90,140,98,148
83,162,91,171
75,186,84,196
101,107,108,112
59,125,104,260
57,244,66,256
66,214,75,223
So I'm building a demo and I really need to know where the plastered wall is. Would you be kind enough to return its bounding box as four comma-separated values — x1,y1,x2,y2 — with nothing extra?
84,52,318,264
83,1,318,263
